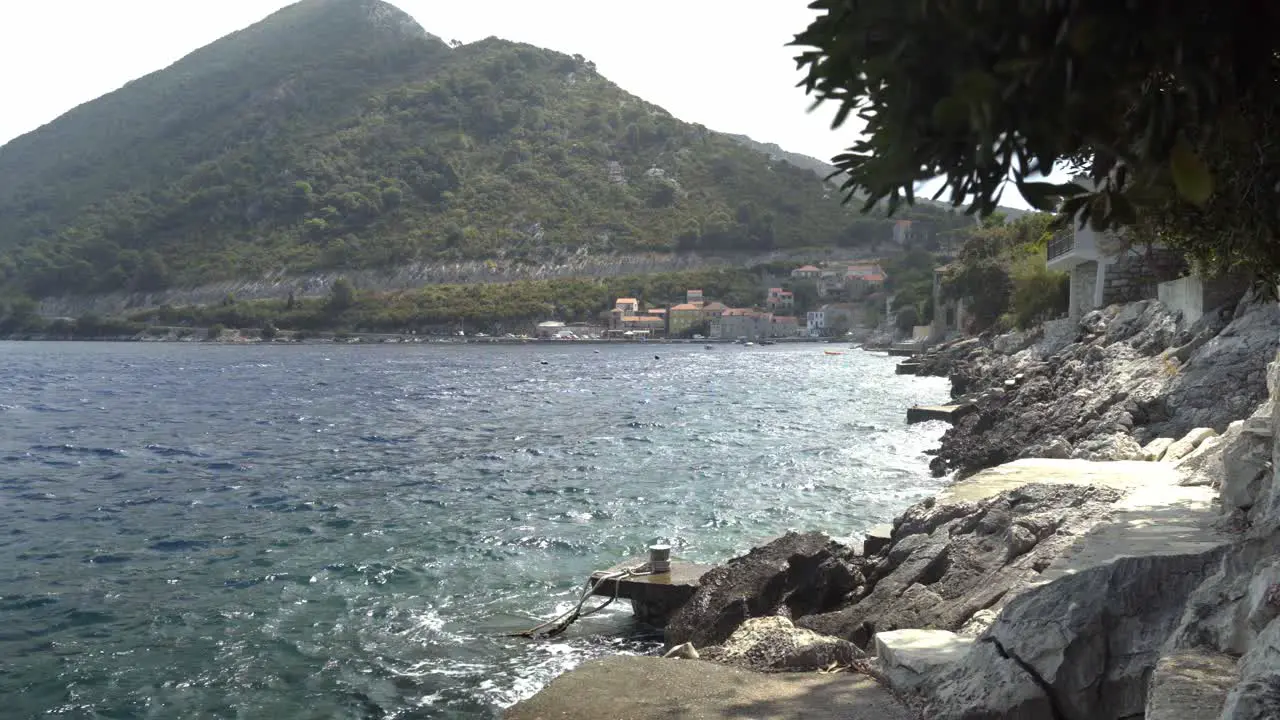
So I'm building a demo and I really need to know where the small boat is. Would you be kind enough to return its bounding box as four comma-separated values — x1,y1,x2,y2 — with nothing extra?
744,342,754,347
824,350,844,356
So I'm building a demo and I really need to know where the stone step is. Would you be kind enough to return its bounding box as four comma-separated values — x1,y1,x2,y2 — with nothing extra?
1146,650,1237,720
873,629,974,691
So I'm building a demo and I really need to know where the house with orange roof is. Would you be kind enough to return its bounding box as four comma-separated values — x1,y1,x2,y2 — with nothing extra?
765,287,795,313
608,298,642,332
668,302,703,336
791,265,821,280
604,314,666,338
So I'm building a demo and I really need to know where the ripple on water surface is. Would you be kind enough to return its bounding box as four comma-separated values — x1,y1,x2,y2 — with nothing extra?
0,341,949,718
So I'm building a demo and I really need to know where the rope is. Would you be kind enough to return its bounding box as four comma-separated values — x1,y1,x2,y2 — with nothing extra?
510,563,651,639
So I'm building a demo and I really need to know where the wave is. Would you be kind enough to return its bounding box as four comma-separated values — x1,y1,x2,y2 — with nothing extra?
31,444,126,457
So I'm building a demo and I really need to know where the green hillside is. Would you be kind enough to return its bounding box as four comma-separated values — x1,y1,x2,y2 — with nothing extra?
0,0,973,299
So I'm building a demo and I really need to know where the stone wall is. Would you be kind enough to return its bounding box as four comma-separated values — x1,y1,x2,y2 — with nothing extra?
1100,249,1184,306
1158,273,1249,327
1069,260,1099,319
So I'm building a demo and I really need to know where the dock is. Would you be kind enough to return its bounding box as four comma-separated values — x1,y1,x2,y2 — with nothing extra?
895,361,922,375
906,403,975,424
589,557,714,626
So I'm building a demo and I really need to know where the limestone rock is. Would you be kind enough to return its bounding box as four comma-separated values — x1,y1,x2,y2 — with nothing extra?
797,484,1125,647
958,609,998,637
1038,436,1073,459
1144,437,1176,461
922,640,1055,720
1166,427,1219,462
1174,535,1280,655
873,629,973,691
1145,649,1237,720
1156,292,1280,436
1221,618,1280,719
993,328,1039,355
1223,412,1274,512
661,642,699,659
664,531,860,648
1175,427,1233,487
702,615,863,671
987,546,1229,720
1243,559,1280,635
1073,432,1145,461
927,293,1279,479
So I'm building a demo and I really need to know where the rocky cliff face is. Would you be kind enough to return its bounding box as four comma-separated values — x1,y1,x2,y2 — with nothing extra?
920,291,1280,478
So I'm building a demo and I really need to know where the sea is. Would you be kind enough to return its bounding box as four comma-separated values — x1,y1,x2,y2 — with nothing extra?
0,341,950,719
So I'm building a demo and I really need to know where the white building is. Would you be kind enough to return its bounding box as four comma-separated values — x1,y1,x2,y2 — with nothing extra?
806,310,825,337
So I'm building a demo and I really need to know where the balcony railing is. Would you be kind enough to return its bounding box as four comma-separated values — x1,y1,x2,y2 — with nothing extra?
1047,233,1075,261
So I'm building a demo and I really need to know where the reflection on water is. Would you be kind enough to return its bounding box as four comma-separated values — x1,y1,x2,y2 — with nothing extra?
0,341,948,718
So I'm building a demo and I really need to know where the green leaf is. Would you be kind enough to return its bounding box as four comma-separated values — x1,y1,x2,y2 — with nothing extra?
1170,135,1214,206
931,97,969,129
1015,181,1069,211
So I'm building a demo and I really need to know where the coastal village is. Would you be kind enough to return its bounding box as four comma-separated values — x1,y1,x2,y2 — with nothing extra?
534,259,892,342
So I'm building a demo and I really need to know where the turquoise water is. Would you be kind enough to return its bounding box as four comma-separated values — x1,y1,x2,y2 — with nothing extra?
0,342,948,718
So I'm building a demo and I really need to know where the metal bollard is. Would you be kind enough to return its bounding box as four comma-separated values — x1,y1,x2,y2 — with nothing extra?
648,544,671,574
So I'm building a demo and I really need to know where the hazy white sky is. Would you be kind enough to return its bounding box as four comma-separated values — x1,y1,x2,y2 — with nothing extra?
0,0,852,158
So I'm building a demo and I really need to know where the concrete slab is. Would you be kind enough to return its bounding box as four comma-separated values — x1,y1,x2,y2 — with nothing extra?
937,458,1178,504
895,361,922,375
932,457,1228,586
1036,480,1226,585
864,524,894,556
505,656,914,720
874,629,974,690
906,404,973,424
590,558,714,626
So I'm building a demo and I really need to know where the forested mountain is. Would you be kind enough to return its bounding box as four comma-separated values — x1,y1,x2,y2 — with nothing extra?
0,0,973,299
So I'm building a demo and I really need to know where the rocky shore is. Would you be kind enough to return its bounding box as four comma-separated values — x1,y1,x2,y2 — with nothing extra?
508,292,1280,719
919,290,1280,478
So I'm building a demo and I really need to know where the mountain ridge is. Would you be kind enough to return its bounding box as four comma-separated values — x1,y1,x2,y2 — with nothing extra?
0,0,975,300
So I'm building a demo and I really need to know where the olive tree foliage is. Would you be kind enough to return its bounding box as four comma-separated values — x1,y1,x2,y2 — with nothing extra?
793,1,1280,279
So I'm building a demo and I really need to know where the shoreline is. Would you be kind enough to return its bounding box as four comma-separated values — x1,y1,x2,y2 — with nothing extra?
509,294,1280,719
0,334,848,346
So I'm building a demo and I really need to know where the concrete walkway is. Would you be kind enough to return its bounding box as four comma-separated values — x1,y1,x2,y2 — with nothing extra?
505,656,914,720
1036,478,1225,584
938,458,1225,583
938,458,1178,503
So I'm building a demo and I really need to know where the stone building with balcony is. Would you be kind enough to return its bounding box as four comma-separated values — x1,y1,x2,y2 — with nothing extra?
931,264,968,340
1047,221,1182,320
